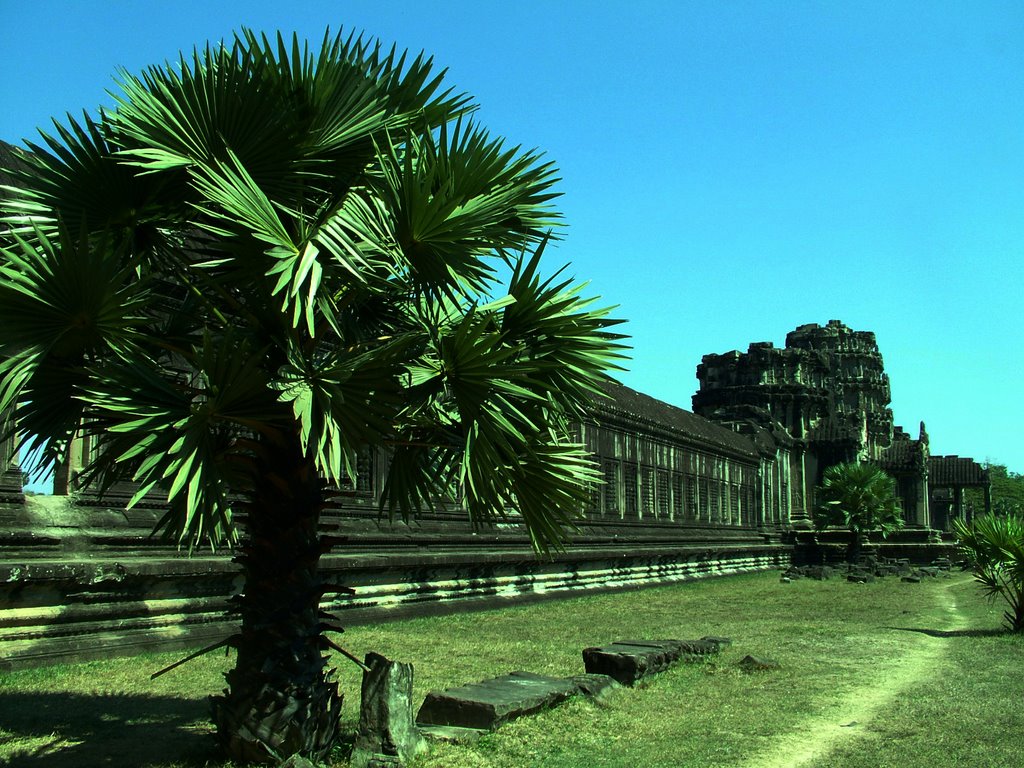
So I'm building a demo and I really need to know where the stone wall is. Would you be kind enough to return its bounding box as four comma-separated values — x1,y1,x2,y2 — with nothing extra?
0,381,796,669
0,494,789,670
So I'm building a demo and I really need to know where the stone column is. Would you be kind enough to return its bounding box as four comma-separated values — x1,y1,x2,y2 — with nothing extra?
0,408,25,503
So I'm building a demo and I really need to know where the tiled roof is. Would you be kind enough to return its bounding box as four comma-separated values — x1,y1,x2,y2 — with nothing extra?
593,380,760,459
879,438,921,471
929,455,989,486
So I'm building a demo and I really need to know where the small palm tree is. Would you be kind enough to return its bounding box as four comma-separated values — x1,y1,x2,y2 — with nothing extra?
813,462,904,563
954,513,1024,632
0,30,625,763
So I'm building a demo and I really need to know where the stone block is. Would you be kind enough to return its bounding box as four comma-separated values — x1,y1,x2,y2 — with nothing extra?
901,575,921,583
350,653,426,768
570,673,621,702
582,638,726,686
739,655,780,671
416,671,580,731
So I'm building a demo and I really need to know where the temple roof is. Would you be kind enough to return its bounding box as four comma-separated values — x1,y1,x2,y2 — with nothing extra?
594,380,760,460
879,438,922,471
929,455,989,487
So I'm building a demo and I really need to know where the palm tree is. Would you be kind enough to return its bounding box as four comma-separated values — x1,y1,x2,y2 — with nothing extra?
954,513,1024,632
813,462,904,563
0,30,625,764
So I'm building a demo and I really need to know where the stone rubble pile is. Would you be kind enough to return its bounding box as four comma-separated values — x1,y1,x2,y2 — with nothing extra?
780,555,956,585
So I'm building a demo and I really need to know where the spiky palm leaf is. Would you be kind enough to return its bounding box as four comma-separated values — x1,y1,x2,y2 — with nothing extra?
0,28,626,763
954,513,1024,632
814,462,903,562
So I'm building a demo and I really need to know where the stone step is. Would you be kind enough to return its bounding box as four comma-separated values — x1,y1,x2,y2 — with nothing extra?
582,637,729,685
416,671,581,731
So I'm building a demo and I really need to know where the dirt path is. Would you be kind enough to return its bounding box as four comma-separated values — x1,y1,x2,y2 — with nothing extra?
740,582,966,768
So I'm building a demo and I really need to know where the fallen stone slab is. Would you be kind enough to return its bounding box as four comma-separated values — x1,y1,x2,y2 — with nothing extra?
416,671,580,731
570,673,621,702
583,637,728,686
417,724,487,744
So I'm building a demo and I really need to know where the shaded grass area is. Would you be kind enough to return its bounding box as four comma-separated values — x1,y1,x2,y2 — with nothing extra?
0,571,1020,767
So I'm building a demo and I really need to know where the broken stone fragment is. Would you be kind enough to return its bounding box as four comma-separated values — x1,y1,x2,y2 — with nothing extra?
349,653,426,768
583,638,727,686
739,655,780,671
278,755,319,768
570,673,621,702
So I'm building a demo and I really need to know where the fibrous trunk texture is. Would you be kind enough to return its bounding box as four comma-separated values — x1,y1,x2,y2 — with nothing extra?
211,443,343,764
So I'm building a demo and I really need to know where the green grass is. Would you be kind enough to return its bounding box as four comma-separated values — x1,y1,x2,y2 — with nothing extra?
1,571,1021,767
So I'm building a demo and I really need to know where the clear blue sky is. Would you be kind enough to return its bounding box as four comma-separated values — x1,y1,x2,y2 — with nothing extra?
2,0,1022,474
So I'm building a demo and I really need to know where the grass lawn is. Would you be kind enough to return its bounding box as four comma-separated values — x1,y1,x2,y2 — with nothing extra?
1,570,1021,767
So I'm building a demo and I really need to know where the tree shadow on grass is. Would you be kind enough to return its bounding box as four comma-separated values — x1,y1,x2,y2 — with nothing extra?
0,691,220,767
886,626,1011,638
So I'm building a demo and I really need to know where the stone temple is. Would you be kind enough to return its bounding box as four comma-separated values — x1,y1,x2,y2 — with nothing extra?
0,285,990,668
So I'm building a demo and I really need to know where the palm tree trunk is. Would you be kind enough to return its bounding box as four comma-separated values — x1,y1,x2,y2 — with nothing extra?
211,440,343,764
847,531,863,564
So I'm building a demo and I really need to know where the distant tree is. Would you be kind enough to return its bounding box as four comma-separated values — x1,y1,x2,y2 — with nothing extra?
813,462,904,563
962,463,1024,518
954,513,1024,632
0,30,625,764
987,464,1024,515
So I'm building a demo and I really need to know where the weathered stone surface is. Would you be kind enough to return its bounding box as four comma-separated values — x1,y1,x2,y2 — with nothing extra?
739,655,780,671
350,653,426,768
699,635,733,648
570,673,621,701
417,724,486,744
784,565,835,580
583,640,679,685
278,756,319,768
902,575,921,583
416,671,580,731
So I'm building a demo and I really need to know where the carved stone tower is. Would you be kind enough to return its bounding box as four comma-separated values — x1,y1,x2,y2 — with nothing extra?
692,320,913,524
